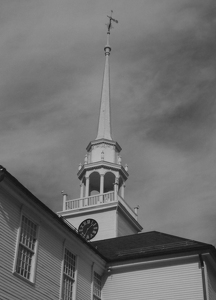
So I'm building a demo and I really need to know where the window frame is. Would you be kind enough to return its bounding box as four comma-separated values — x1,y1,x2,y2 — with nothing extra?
61,247,77,300
93,271,102,300
13,213,39,284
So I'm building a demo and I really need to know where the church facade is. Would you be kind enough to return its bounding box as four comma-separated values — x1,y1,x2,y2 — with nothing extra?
1,14,216,300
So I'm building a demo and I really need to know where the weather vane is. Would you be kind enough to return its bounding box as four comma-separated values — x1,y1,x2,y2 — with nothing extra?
106,10,118,33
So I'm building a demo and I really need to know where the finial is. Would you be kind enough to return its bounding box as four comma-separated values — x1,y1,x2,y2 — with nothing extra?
104,11,118,55
134,205,140,215
78,163,82,171
106,10,118,34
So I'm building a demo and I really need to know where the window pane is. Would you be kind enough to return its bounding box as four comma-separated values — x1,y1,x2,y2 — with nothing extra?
62,249,76,300
64,249,76,279
20,215,37,251
16,215,37,281
63,275,73,300
16,244,32,280
93,272,102,299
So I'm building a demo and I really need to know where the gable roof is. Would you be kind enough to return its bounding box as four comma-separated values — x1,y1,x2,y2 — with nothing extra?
91,231,216,263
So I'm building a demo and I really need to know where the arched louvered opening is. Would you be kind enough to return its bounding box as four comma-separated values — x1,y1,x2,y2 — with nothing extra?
104,172,115,193
89,172,100,195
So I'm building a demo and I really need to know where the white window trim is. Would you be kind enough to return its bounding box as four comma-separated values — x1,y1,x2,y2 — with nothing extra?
61,246,78,300
92,271,102,300
13,212,39,284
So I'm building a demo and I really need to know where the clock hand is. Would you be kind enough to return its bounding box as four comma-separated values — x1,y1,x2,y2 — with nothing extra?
84,224,94,237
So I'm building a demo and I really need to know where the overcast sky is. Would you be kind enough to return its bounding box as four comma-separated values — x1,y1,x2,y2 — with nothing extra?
1,0,216,245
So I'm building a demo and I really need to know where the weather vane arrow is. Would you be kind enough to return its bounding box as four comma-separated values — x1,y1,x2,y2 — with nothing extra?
106,10,118,33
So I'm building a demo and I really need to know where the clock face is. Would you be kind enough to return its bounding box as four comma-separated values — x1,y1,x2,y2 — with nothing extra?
78,219,99,241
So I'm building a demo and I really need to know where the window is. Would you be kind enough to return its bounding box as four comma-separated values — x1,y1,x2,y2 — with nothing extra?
93,272,102,300
15,215,38,281
62,249,76,300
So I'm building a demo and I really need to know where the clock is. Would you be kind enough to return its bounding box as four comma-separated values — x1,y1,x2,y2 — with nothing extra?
78,219,99,241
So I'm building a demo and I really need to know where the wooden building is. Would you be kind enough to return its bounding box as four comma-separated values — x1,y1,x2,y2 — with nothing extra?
1,166,216,300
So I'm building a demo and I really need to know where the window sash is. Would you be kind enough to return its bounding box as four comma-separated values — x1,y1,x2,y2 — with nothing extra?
62,275,74,300
15,215,37,281
16,245,33,280
93,272,102,299
20,215,37,251
64,249,76,279
62,249,76,300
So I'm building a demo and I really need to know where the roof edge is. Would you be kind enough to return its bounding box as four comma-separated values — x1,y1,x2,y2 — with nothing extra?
0,165,107,262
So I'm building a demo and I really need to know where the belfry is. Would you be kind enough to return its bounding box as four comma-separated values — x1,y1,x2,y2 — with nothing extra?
58,12,142,241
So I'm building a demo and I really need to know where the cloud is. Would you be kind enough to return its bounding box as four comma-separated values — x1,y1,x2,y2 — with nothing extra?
112,0,216,153
1,0,216,244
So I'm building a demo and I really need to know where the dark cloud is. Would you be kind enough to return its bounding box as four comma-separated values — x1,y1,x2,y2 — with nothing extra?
117,1,216,152
1,0,216,244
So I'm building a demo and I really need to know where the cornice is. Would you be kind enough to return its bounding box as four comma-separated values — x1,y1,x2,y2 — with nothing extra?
117,202,143,232
86,138,122,152
77,161,129,180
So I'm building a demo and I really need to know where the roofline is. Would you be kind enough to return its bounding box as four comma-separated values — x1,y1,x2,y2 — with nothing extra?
77,161,129,180
1,166,215,265
104,244,216,264
86,139,122,152
0,165,107,262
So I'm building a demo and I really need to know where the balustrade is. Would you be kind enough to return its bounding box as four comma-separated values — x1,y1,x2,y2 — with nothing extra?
65,191,115,210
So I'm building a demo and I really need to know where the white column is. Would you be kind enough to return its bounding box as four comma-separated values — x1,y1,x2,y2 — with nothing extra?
100,174,104,194
100,174,105,203
114,177,119,201
85,177,89,206
80,180,84,198
121,183,125,199
61,192,67,210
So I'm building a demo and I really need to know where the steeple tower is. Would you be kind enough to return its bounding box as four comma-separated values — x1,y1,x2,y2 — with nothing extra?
58,12,142,241
96,12,115,140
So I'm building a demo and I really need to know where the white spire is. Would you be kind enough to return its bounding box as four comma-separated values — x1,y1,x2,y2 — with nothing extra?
96,11,118,141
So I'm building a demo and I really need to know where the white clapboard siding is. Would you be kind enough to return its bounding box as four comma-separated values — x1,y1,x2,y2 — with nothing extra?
0,186,105,300
76,257,92,300
206,260,216,299
67,208,117,241
117,210,138,237
0,191,20,300
35,222,63,300
103,259,204,300
0,191,63,300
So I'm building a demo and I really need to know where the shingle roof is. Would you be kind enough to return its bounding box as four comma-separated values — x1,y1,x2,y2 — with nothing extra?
91,231,215,262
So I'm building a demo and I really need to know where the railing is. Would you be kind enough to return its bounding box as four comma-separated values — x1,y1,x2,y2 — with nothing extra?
65,191,115,210
64,191,137,220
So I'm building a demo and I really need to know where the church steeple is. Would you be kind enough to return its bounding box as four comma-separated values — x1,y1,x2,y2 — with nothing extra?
58,13,142,241
96,12,118,140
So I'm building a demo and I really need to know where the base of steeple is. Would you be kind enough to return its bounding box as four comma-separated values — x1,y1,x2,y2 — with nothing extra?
57,191,143,241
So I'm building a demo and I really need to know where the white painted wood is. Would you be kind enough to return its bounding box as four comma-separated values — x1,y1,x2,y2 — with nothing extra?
206,259,216,299
118,210,139,236
103,257,204,300
0,179,106,300
76,257,92,300
66,208,117,241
